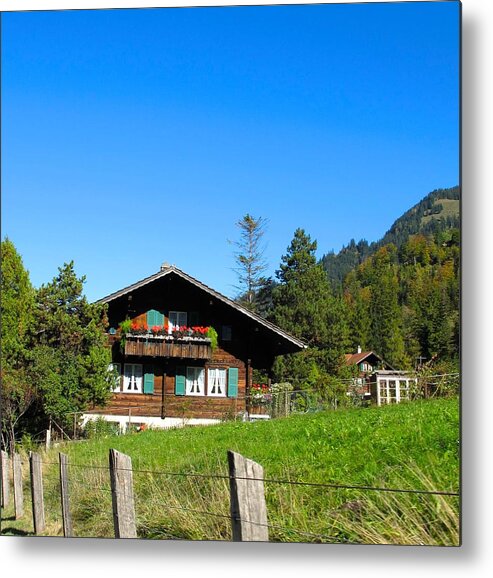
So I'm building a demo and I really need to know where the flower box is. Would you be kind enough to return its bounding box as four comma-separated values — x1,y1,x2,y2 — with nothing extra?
123,333,212,359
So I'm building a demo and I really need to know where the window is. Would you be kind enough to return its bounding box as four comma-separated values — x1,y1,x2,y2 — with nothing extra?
388,380,397,403
108,363,121,392
186,367,205,396
379,379,388,404
123,363,143,393
378,377,411,405
169,311,187,333
208,368,227,397
399,380,410,401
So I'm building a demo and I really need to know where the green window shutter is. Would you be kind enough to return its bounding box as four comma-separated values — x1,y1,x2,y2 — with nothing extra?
189,311,199,326
227,367,239,398
175,366,186,396
147,309,164,327
143,369,155,394
147,310,156,327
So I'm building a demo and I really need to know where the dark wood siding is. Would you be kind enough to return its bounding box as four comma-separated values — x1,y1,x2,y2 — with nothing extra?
91,345,247,420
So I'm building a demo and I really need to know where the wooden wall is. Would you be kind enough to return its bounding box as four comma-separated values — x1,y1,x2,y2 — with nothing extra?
94,345,248,420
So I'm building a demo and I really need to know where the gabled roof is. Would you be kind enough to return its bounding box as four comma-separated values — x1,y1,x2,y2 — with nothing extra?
344,351,395,370
97,265,306,351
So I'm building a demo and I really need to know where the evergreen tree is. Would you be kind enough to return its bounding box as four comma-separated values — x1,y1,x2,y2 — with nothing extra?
231,214,269,312
254,277,277,319
271,229,350,381
0,238,36,451
366,246,407,367
31,262,112,430
344,273,371,352
1,238,35,365
271,229,330,345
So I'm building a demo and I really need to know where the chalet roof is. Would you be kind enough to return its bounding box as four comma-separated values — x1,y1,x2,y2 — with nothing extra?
344,351,395,370
97,265,306,351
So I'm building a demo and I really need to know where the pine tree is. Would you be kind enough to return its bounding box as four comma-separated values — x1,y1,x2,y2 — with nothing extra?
271,228,330,345
31,262,112,430
366,246,407,367
231,214,269,312
271,229,350,379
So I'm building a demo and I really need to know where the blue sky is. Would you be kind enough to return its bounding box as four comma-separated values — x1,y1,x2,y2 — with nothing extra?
2,2,460,302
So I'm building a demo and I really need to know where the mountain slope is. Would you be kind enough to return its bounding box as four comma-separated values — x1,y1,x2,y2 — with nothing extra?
321,186,460,287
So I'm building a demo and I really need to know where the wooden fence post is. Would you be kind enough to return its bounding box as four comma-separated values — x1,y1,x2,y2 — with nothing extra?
227,450,269,542
59,453,73,537
13,453,24,519
109,449,137,538
29,451,45,534
1,450,10,508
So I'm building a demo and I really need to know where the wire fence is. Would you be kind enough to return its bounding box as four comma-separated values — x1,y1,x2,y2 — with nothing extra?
1,448,459,544
1,372,459,456
48,372,459,440
28,459,459,497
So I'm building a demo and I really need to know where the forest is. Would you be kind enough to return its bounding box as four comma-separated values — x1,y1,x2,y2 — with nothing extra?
320,186,460,290
236,186,460,385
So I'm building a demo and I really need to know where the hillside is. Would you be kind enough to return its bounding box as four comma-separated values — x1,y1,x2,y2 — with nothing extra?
321,186,460,288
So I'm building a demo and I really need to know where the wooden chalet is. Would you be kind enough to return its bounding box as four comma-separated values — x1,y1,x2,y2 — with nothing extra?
344,347,415,405
83,264,305,430
344,348,393,376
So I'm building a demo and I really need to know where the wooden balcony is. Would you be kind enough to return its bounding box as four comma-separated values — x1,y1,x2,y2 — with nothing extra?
123,334,212,359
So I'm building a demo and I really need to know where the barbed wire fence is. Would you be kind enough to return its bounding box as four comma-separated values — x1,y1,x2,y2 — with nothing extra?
0,448,460,543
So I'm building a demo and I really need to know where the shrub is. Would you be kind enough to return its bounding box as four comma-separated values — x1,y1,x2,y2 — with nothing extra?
270,382,293,418
206,326,218,351
83,417,120,439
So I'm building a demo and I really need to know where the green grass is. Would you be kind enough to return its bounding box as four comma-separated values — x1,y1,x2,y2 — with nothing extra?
422,198,460,225
1,397,460,544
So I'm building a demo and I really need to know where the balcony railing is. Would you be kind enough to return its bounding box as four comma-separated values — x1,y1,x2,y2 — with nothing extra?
123,334,212,359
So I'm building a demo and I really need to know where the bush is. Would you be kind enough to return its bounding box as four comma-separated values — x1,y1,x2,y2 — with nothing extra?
19,432,37,453
83,417,120,439
206,326,218,351
270,382,293,418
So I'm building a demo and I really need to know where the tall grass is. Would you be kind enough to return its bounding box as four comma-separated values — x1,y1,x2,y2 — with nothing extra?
4,398,459,544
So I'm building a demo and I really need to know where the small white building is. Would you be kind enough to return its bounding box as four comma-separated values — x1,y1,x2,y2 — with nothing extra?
371,370,417,406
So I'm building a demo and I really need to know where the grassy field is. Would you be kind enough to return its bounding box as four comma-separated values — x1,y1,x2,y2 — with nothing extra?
421,198,460,225
1,397,460,545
